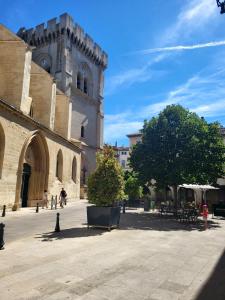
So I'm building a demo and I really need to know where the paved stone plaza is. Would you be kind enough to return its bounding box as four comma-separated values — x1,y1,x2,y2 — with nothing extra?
1,200,225,300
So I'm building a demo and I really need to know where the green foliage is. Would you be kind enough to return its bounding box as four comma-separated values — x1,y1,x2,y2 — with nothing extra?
88,146,125,206
124,171,143,200
130,104,225,188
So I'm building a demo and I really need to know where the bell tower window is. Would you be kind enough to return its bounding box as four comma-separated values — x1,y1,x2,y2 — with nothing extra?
84,78,88,94
81,126,85,138
77,73,81,90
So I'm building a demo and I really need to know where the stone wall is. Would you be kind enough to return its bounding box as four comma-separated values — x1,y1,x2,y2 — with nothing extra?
0,104,81,209
0,25,31,112
54,90,71,139
30,62,56,129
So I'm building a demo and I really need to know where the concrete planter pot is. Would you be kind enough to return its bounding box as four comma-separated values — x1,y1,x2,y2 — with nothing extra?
87,206,121,230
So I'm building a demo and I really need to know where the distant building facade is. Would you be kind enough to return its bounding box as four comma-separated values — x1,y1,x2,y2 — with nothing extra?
18,13,108,196
127,132,142,148
113,146,130,170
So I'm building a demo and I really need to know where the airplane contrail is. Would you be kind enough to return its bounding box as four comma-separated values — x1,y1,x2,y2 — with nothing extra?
138,41,225,54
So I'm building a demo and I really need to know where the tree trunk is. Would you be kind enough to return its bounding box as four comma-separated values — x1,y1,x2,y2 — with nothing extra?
173,185,178,210
164,187,167,203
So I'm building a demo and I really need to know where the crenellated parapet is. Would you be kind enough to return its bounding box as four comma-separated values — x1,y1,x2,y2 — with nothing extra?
17,13,108,69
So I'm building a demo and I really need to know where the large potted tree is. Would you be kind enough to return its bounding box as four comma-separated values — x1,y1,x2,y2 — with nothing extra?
87,146,125,230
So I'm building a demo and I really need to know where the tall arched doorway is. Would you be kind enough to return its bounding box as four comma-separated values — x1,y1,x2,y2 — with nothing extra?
15,131,49,208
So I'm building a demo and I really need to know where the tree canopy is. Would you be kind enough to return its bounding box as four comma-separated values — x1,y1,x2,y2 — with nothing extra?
88,146,125,206
124,171,143,200
130,105,225,189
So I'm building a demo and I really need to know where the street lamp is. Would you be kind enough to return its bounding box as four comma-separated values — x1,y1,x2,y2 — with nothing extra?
217,0,225,14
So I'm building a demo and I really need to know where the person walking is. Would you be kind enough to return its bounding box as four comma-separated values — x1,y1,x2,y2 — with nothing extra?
59,188,67,208
42,190,48,209
202,204,209,230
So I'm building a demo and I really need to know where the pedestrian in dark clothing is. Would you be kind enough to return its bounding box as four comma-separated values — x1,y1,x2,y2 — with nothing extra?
59,188,67,208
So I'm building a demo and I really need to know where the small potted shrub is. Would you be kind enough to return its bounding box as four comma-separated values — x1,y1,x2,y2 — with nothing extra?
87,146,125,230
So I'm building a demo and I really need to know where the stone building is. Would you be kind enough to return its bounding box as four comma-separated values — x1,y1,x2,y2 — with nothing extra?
0,24,82,209
17,13,108,196
127,132,142,148
113,146,130,170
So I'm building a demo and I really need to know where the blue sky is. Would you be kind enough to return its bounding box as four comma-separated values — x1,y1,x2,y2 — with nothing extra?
1,0,225,146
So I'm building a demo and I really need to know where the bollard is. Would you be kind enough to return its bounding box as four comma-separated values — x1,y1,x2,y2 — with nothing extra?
0,223,5,250
55,213,60,232
36,203,39,213
55,195,57,210
2,205,6,217
123,202,126,214
51,196,54,210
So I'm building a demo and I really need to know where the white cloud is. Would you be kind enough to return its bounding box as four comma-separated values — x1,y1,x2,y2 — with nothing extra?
105,0,219,96
105,54,167,95
193,100,225,117
105,66,152,96
137,40,225,55
104,0,224,144
104,119,142,143
162,0,218,44
104,67,225,144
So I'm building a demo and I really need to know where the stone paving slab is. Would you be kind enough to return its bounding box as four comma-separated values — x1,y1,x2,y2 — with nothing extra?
1,203,225,299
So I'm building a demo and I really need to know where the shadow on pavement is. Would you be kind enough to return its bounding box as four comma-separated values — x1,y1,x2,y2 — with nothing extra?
35,227,105,242
120,211,221,232
194,250,225,300
35,211,222,242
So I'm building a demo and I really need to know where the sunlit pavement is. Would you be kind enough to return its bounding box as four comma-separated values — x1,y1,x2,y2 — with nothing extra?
0,201,225,300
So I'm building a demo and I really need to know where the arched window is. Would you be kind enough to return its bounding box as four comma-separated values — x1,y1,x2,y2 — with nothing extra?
72,156,77,182
84,78,88,94
56,150,63,182
81,126,85,138
0,123,5,179
78,62,93,96
77,73,81,90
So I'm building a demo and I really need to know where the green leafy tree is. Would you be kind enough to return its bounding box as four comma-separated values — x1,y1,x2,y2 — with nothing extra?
130,104,225,205
124,171,143,200
88,146,125,206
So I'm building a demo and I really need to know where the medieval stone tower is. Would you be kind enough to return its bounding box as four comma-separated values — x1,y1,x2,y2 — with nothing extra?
18,13,108,190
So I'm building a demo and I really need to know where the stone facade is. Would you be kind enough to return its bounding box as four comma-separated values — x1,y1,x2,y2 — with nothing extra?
0,25,81,209
17,13,108,187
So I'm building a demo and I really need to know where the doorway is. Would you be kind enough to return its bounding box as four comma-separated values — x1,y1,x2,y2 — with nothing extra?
21,163,31,207
15,131,49,208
